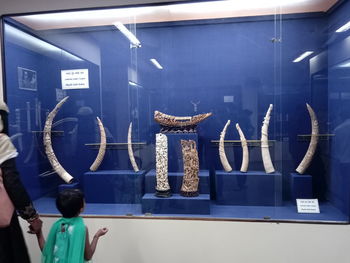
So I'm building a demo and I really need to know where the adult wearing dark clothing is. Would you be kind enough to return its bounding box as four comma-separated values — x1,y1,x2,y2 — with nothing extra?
0,101,42,263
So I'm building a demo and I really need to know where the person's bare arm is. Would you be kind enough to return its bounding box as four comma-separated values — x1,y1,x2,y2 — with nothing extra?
36,229,46,251
84,227,108,260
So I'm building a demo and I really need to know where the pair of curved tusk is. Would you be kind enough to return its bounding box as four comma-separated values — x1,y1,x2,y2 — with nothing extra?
44,97,108,182
219,120,249,173
296,103,319,174
127,122,140,172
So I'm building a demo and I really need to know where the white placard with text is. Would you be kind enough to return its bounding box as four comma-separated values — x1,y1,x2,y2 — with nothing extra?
61,69,89,90
296,199,320,213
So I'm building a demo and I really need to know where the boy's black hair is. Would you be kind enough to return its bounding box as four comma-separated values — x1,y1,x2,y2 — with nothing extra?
56,189,84,218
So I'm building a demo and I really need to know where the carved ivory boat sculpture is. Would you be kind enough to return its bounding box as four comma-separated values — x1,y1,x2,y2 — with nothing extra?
89,117,106,172
43,96,73,183
180,139,200,197
219,120,232,172
155,133,171,197
127,122,139,172
154,110,212,132
236,123,249,172
296,103,319,174
261,104,275,174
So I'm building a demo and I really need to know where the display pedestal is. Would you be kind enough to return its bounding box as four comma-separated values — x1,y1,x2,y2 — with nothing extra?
58,182,80,192
215,171,282,206
142,169,210,214
82,170,146,203
289,173,313,201
166,133,198,172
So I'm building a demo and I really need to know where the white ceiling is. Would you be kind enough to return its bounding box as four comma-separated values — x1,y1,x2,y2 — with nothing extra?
12,0,339,30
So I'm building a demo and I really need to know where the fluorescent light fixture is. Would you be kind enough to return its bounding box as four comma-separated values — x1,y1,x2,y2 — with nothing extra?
128,81,142,87
337,60,350,68
293,51,314,63
336,21,350,33
5,24,82,61
113,21,141,48
150,58,163,69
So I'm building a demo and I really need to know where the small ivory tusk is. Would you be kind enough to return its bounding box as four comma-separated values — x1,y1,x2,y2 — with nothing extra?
127,122,140,172
296,103,319,174
261,104,275,174
89,117,107,172
219,120,233,172
236,123,249,172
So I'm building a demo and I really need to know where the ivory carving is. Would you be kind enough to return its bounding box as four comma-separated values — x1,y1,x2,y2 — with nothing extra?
89,117,106,172
180,140,200,197
127,122,139,172
43,96,73,183
155,133,171,197
219,120,232,172
236,123,249,172
154,110,212,133
296,103,319,174
261,104,275,174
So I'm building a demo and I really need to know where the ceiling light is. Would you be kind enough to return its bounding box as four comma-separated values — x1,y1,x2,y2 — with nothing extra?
150,59,163,69
336,21,350,33
113,22,141,48
293,51,314,63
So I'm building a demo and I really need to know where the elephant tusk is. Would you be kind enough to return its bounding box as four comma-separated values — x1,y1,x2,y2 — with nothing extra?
219,120,233,172
89,117,106,172
296,103,319,174
261,104,275,174
154,111,212,128
43,96,73,183
236,123,249,172
127,122,139,172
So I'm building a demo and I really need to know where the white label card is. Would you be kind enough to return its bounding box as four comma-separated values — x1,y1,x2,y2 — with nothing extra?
61,69,89,90
296,199,320,213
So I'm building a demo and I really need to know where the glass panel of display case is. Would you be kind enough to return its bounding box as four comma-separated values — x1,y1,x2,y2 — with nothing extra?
1,0,349,223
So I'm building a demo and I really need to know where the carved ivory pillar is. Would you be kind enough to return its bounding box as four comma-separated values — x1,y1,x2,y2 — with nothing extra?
219,120,233,172
155,133,171,197
43,96,73,183
296,103,319,174
261,104,275,174
236,123,249,172
180,140,200,197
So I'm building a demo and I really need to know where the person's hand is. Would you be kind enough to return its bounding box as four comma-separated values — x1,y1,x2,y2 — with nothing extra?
27,217,43,234
94,227,108,239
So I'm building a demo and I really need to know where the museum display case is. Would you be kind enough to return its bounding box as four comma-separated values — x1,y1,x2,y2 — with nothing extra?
1,0,350,223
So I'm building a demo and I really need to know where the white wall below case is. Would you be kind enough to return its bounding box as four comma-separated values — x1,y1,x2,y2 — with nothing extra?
21,216,350,263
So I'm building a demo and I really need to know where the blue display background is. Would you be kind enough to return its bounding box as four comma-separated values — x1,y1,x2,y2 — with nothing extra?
2,1,350,221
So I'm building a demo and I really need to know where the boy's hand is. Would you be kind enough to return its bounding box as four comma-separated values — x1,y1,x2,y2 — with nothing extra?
94,227,108,238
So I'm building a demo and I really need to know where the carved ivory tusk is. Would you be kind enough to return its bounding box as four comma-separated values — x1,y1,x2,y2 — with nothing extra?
43,96,73,183
261,104,275,174
236,123,249,172
154,111,212,127
296,103,319,174
219,120,232,172
127,122,139,172
89,117,107,172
